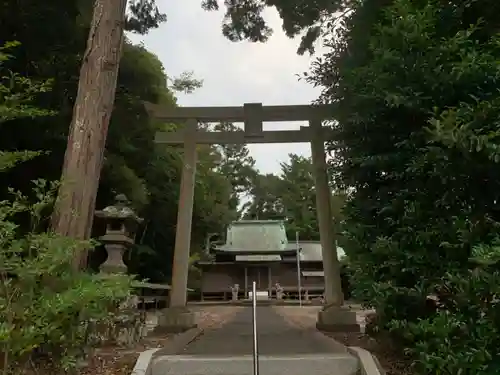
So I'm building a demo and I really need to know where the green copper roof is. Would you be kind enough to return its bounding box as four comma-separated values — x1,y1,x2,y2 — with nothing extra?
217,220,292,253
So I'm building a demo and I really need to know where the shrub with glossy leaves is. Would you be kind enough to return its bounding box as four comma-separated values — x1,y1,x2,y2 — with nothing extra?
308,0,500,373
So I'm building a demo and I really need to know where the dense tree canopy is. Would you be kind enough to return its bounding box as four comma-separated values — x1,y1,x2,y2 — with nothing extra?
303,0,500,372
202,0,500,372
3,0,500,372
202,0,350,54
242,153,346,240
242,172,284,220
212,122,257,214
0,0,236,282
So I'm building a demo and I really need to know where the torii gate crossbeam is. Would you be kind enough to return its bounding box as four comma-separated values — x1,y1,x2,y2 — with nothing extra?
146,102,359,333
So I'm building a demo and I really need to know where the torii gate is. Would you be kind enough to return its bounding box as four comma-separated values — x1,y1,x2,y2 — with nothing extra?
146,102,359,331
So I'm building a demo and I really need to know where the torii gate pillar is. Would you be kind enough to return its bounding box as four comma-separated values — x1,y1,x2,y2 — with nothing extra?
149,102,359,333
310,119,359,332
169,119,197,307
158,119,198,332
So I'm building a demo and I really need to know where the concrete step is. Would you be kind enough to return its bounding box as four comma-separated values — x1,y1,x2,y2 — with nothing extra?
152,354,359,375
238,300,275,306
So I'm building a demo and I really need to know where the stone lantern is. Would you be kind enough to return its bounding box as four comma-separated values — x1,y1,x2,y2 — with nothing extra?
95,194,143,274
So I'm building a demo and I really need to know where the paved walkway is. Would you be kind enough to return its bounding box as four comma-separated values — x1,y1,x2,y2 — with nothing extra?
182,306,346,356
154,307,358,375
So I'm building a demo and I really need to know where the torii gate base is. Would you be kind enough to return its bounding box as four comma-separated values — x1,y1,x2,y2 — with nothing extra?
147,102,359,333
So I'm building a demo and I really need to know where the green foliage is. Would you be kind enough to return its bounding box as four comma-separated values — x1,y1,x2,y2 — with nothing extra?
242,172,284,220
201,0,350,54
0,41,53,171
243,153,346,240
0,50,134,373
126,0,167,34
279,154,318,239
0,44,52,120
170,71,204,94
308,0,500,372
100,44,237,281
0,181,134,374
0,0,257,285
212,122,256,214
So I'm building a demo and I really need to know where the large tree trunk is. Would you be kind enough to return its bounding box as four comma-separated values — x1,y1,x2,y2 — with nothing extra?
51,0,128,269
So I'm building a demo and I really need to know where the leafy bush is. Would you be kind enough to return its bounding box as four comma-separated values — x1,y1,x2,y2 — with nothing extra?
0,41,53,171
0,182,135,373
309,0,500,373
0,41,135,374
387,243,500,374
339,257,353,301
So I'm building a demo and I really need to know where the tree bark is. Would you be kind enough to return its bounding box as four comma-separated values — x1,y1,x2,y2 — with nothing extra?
51,0,128,269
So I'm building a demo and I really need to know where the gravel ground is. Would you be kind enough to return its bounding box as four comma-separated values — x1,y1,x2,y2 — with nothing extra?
193,305,245,329
272,305,414,375
81,306,244,375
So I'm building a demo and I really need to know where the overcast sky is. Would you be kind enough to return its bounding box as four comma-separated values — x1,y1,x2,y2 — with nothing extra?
128,0,321,175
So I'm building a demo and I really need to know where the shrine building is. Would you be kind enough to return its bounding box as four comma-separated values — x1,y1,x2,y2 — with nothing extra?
195,220,346,301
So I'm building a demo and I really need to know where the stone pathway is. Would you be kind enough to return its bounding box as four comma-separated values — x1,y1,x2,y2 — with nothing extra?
153,306,359,375
182,306,346,355
273,305,373,332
